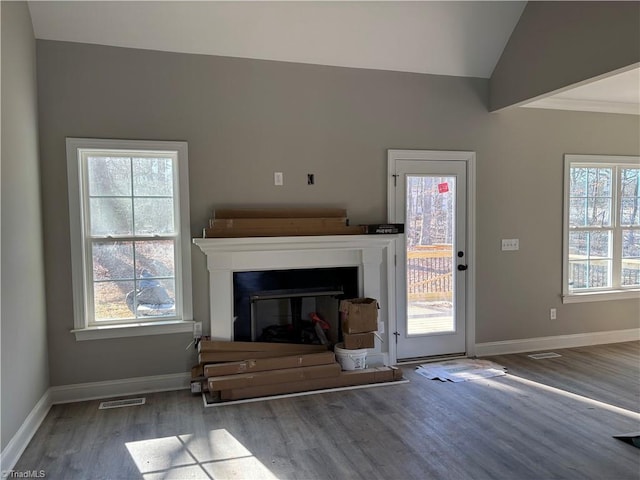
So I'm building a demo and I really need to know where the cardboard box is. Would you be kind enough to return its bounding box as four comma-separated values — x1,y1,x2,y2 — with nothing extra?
210,217,348,229
191,364,204,378
220,366,403,401
343,332,375,349
204,351,336,377
208,363,341,392
199,350,288,364
340,298,379,334
213,208,348,219
199,344,330,364
204,224,365,238
198,340,328,354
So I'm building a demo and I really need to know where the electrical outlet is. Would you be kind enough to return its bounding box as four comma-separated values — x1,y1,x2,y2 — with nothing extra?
550,308,557,320
193,321,202,337
501,238,519,251
274,172,283,186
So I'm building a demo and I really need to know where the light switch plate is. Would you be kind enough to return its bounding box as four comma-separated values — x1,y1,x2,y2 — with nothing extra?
501,239,519,251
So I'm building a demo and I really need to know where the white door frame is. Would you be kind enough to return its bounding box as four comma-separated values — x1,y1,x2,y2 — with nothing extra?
387,149,476,364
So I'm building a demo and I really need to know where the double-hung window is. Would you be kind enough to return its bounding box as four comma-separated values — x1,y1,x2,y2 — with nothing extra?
563,154,640,303
67,139,193,340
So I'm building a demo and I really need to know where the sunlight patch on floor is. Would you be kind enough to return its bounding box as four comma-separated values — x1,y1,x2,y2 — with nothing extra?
125,428,279,480
481,373,640,421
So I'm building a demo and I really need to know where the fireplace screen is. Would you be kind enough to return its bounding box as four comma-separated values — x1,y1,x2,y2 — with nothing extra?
233,267,358,343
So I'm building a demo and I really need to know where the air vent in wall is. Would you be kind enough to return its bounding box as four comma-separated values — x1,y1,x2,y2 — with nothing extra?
99,397,146,410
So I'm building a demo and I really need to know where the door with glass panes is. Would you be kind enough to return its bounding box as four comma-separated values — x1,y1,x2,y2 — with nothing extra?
388,150,471,360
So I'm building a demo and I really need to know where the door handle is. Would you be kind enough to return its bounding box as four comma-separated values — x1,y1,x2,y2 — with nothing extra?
457,264,468,271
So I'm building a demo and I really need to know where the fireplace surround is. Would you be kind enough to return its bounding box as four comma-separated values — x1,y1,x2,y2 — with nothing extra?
193,234,400,365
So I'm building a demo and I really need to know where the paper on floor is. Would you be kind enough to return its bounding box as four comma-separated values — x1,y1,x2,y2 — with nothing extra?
416,358,506,382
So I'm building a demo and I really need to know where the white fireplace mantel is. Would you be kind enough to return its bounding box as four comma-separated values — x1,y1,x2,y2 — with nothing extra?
193,235,400,365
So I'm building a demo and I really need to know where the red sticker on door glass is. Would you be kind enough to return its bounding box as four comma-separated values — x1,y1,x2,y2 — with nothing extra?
438,183,449,193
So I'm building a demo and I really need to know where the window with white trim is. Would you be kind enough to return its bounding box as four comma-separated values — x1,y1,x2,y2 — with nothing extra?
67,139,193,340
563,154,640,303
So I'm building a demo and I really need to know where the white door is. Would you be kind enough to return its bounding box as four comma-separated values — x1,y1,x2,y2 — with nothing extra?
388,150,472,361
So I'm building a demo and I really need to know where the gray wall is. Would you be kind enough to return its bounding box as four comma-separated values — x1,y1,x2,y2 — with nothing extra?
36,40,639,386
1,2,50,452
490,1,640,111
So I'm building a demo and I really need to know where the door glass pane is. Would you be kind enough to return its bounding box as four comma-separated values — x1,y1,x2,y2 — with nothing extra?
405,175,455,335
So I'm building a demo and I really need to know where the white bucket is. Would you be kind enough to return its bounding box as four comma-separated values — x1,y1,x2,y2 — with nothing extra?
334,342,368,371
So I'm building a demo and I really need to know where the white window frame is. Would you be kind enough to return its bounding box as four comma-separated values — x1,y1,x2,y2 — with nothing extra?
66,138,193,340
562,154,640,304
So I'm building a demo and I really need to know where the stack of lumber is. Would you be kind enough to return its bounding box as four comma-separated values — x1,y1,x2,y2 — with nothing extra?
203,208,366,238
195,340,403,402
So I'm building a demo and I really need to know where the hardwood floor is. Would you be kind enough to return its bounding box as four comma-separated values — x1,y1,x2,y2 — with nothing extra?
14,341,640,479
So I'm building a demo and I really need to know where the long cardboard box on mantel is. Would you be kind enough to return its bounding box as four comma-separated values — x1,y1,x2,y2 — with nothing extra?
213,208,348,219
203,351,337,377
208,363,341,392
202,207,368,238
209,217,348,229
220,366,403,401
203,224,365,238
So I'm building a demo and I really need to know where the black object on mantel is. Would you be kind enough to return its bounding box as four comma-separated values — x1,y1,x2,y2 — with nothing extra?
361,224,405,234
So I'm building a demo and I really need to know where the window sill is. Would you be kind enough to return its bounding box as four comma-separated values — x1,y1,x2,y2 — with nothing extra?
72,320,195,341
562,289,640,304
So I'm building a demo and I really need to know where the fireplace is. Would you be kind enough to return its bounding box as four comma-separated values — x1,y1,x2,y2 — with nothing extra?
193,234,400,365
234,267,358,342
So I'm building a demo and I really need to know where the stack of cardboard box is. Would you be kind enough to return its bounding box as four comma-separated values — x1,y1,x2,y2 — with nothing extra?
191,339,402,402
339,298,379,350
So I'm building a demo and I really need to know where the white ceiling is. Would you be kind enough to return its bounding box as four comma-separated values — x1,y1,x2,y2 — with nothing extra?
27,1,639,114
28,1,526,78
522,66,640,115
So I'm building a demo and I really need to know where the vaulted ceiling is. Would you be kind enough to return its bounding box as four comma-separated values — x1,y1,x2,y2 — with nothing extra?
27,1,639,115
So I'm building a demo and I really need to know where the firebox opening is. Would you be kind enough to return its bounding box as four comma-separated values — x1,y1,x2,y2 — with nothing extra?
233,267,359,343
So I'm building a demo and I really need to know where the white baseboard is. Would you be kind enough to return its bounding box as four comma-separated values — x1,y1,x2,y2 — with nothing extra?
0,390,52,475
475,328,640,357
49,372,191,404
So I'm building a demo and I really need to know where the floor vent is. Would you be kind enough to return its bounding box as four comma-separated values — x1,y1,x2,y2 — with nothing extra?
99,397,146,410
527,352,562,360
